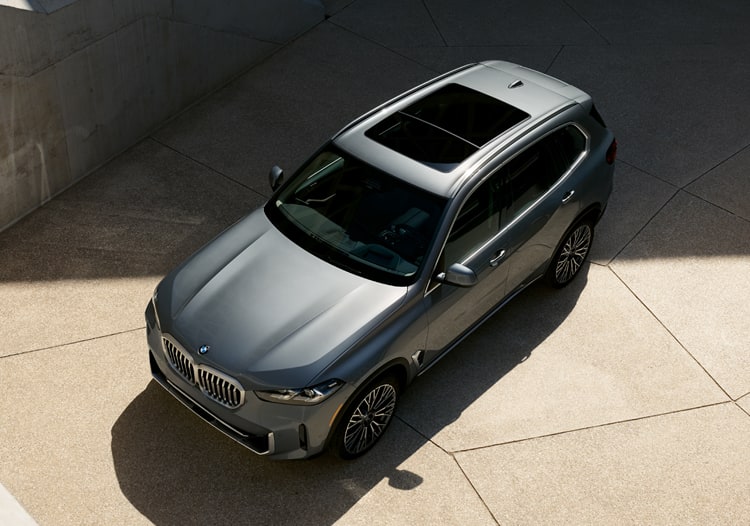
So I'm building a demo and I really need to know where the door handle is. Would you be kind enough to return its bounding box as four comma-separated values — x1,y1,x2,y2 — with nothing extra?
489,249,506,267
562,190,575,204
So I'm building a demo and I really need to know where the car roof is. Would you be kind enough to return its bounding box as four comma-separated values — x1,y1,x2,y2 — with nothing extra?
333,61,591,198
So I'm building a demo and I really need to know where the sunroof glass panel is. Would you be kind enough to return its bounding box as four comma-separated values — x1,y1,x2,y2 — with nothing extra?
366,84,529,171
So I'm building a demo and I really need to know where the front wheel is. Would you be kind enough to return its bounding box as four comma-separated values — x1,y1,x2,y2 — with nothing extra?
546,220,593,288
331,375,399,459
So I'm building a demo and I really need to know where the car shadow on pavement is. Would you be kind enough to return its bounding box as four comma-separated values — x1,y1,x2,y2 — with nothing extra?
111,268,586,525
397,273,589,445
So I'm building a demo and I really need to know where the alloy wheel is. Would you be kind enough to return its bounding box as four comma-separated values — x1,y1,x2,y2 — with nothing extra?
554,223,592,285
342,383,397,456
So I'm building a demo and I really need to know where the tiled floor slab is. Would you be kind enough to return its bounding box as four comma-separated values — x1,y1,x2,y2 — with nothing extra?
0,139,262,282
425,0,606,46
113,383,489,524
153,22,435,194
399,264,726,452
456,403,750,525
328,0,445,48
686,144,750,222
0,140,262,355
548,44,750,188
591,161,677,264
0,331,492,525
612,191,750,399
55,139,263,235
568,0,750,45
330,419,496,525
0,331,153,526
324,0,355,17
3,1,750,523
392,45,562,75
738,395,750,415
0,276,157,357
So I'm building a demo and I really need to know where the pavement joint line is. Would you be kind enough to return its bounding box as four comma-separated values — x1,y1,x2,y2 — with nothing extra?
147,137,269,200
135,14,317,183
323,18,441,75
420,0,449,47
606,183,680,264
175,19,284,47
0,327,145,360
393,414,500,525
140,31,302,144
607,265,734,400
681,186,750,224
608,163,750,267
615,158,680,189
544,45,565,74
446,400,736,455
394,414,451,456
450,454,501,525
681,139,750,190
562,0,612,46
737,401,750,418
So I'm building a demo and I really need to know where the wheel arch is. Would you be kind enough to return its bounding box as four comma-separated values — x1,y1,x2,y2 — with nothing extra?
325,358,409,449
577,203,604,227
544,204,600,287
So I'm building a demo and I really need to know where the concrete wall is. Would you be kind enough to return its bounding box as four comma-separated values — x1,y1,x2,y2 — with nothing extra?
0,0,324,231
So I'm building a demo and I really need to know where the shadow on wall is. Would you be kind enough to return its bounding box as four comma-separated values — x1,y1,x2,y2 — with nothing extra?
110,273,586,524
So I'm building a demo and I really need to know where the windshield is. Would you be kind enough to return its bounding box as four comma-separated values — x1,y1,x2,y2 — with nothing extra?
266,146,447,285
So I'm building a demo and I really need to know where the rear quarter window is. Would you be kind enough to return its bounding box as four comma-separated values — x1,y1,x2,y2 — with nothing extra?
549,125,587,167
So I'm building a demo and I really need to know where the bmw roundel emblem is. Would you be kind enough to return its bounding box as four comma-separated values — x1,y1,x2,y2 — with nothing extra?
199,345,210,355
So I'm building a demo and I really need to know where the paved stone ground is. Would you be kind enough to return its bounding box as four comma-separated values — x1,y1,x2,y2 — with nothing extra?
2,1,749,524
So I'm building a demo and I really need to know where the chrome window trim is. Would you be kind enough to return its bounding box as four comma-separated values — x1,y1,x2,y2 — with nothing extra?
424,121,590,298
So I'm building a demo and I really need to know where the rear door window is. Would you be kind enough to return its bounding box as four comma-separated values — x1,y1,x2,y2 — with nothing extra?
503,124,586,222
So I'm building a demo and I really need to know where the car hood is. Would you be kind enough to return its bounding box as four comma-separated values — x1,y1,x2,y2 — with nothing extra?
157,209,407,387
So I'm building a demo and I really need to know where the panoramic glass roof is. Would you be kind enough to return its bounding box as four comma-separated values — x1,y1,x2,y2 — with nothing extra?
366,83,529,172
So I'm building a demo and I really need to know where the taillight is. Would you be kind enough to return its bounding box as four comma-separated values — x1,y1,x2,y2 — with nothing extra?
606,138,617,165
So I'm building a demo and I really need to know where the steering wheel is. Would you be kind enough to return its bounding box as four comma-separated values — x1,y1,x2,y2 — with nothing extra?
391,223,426,250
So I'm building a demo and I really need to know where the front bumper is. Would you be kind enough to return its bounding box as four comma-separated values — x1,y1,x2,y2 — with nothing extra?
149,351,276,455
146,303,351,460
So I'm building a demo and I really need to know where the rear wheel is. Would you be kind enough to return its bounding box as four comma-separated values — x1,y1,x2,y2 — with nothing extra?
331,375,399,459
546,220,593,288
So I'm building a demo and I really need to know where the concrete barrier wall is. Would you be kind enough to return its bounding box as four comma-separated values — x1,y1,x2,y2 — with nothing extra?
0,0,324,231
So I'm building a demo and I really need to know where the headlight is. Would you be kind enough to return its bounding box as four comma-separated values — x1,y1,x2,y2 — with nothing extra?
255,379,343,405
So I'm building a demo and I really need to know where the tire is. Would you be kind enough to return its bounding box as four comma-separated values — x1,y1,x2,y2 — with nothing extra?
545,220,594,288
331,374,399,460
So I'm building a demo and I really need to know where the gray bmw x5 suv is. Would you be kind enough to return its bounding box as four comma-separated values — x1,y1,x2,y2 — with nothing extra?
146,61,616,459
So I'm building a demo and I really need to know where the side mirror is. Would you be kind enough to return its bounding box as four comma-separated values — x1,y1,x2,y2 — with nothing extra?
436,263,477,288
269,165,284,190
